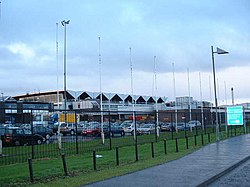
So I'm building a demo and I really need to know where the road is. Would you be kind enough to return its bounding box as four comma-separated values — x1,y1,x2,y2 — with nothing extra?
209,158,250,187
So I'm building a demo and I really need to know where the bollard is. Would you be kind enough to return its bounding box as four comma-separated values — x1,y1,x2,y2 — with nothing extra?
61,153,68,176
201,134,204,145
116,147,119,166
151,142,154,158
208,133,211,143
185,136,189,149
93,151,97,170
194,135,197,146
175,138,179,152
164,139,167,155
28,158,34,182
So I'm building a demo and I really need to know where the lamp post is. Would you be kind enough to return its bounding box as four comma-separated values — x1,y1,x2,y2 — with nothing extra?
211,46,228,141
61,20,70,121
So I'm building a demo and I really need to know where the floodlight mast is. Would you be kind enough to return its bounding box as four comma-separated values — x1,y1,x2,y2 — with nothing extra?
61,20,70,122
211,46,229,142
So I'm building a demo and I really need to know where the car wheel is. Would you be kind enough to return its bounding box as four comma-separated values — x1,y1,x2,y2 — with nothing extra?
45,139,50,144
131,130,134,135
45,134,50,140
37,139,42,145
14,140,20,146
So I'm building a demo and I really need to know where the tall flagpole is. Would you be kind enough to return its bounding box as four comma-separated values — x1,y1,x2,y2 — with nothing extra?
56,23,59,109
154,56,159,137
99,37,104,144
130,47,136,140
172,63,178,132
199,72,204,130
187,68,192,123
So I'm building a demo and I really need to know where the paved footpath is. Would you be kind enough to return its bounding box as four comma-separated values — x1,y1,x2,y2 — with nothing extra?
83,134,250,187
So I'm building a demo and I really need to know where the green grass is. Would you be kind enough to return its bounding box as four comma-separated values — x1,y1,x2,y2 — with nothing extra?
0,125,248,187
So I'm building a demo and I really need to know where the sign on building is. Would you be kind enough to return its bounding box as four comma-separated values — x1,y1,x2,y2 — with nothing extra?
227,106,243,125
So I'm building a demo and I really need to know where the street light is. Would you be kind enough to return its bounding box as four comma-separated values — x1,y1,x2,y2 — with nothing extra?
211,46,229,141
61,20,70,117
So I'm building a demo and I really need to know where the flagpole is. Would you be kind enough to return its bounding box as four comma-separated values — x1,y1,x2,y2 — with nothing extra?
130,47,136,140
187,68,192,130
199,72,204,130
56,23,59,109
172,63,177,132
99,36,104,144
154,56,159,137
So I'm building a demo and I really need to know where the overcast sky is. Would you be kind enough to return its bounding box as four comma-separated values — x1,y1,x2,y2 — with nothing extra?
0,0,250,105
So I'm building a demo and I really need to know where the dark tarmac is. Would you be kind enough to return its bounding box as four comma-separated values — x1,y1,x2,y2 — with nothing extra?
83,134,250,187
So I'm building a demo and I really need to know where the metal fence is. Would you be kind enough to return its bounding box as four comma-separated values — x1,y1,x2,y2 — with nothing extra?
0,108,250,165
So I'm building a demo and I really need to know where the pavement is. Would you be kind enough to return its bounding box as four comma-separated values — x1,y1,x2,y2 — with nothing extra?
83,134,250,187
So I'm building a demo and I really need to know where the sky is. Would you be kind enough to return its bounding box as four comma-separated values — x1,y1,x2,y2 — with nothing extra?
0,0,250,105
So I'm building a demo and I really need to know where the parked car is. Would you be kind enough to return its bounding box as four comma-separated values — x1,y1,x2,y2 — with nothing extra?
121,122,138,135
137,124,156,135
103,124,125,137
48,123,59,134
175,122,190,131
160,123,173,131
82,124,101,136
59,123,80,135
32,126,54,139
1,127,45,146
187,120,201,129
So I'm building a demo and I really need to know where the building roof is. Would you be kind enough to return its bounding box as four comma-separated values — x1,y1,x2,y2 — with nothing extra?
13,90,168,103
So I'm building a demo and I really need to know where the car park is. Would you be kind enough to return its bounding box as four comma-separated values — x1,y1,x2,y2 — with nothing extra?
1,127,45,146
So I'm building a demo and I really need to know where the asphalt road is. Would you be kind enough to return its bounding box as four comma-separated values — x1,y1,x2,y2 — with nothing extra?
209,158,250,187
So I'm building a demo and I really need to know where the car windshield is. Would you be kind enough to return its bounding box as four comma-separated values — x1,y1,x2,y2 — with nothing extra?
60,123,67,127
122,123,133,127
142,124,153,128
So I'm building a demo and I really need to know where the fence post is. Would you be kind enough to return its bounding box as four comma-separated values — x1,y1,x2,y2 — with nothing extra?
0,139,2,156
201,134,204,145
109,111,112,150
61,153,68,176
234,126,236,136
164,139,167,155
171,112,174,140
135,143,139,162
208,133,210,143
194,135,197,146
185,136,189,149
31,109,34,159
116,147,119,166
151,142,154,158
75,111,79,154
92,150,97,170
28,158,34,182
175,138,179,152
